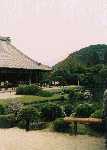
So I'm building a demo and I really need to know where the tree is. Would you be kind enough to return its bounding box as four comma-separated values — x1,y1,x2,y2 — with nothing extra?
81,65,103,100
98,68,107,96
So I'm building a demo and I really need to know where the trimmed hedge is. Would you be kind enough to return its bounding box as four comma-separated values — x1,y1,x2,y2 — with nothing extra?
16,84,41,95
39,90,53,97
68,87,84,100
41,103,63,121
0,114,16,128
75,103,95,117
53,118,71,132
17,120,47,130
0,104,6,115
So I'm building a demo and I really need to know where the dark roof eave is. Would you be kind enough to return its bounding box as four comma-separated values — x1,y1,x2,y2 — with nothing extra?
0,67,52,71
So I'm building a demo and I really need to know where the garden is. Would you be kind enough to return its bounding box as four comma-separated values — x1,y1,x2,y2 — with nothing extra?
0,84,104,136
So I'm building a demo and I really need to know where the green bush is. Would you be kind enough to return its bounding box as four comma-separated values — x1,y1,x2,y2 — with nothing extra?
68,88,77,99
30,121,47,130
90,109,103,118
75,103,95,117
63,86,79,94
16,84,41,95
64,104,73,116
17,120,26,129
17,120,47,130
41,103,63,121
68,88,84,101
43,88,61,94
39,90,53,97
17,106,40,131
90,109,104,132
0,114,16,128
53,118,71,132
0,104,6,115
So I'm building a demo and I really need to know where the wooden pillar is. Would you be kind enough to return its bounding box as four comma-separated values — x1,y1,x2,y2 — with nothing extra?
37,70,40,84
78,80,80,86
29,70,32,84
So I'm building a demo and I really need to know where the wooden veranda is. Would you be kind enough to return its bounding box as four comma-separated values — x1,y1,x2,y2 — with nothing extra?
0,36,51,87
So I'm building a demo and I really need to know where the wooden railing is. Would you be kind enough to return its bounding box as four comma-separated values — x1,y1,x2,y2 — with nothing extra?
64,117,102,135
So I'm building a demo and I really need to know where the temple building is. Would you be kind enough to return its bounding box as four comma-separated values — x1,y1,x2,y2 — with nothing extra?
0,36,51,87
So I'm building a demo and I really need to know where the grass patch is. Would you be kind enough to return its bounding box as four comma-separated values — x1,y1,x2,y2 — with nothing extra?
0,94,63,105
18,95,62,104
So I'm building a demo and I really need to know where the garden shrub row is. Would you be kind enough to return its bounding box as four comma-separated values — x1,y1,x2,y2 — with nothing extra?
16,84,41,95
0,102,63,130
16,84,54,97
0,94,104,133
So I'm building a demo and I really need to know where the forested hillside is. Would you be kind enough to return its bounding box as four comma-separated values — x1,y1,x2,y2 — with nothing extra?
52,44,107,99
53,44,107,71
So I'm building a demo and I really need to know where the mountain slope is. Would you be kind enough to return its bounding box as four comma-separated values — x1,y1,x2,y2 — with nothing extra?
53,44,107,71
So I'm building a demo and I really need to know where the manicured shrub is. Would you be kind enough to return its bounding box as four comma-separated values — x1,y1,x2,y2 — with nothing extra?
17,120,26,129
0,114,16,128
17,106,40,131
0,104,6,115
75,103,95,117
53,118,71,132
63,87,77,94
16,85,24,94
30,121,47,130
41,103,63,121
39,90,53,97
64,104,73,116
68,88,84,101
17,120,47,130
16,84,41,95
68,88,77,99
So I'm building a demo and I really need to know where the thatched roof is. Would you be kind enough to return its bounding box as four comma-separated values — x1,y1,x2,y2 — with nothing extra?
0,36,51,71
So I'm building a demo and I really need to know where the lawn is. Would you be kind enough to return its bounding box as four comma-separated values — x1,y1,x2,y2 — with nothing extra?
0,94,62,105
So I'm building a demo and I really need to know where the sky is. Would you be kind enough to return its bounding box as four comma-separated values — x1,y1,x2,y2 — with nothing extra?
0,0,107,66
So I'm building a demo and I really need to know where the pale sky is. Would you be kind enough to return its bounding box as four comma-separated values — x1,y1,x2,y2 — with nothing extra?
0,0,107,66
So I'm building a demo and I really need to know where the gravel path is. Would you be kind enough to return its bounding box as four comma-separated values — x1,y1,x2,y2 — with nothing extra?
0,128,105,150
0,92,21,99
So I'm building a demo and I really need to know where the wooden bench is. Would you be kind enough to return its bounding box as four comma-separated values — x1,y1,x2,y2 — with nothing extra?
64,117,102,135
